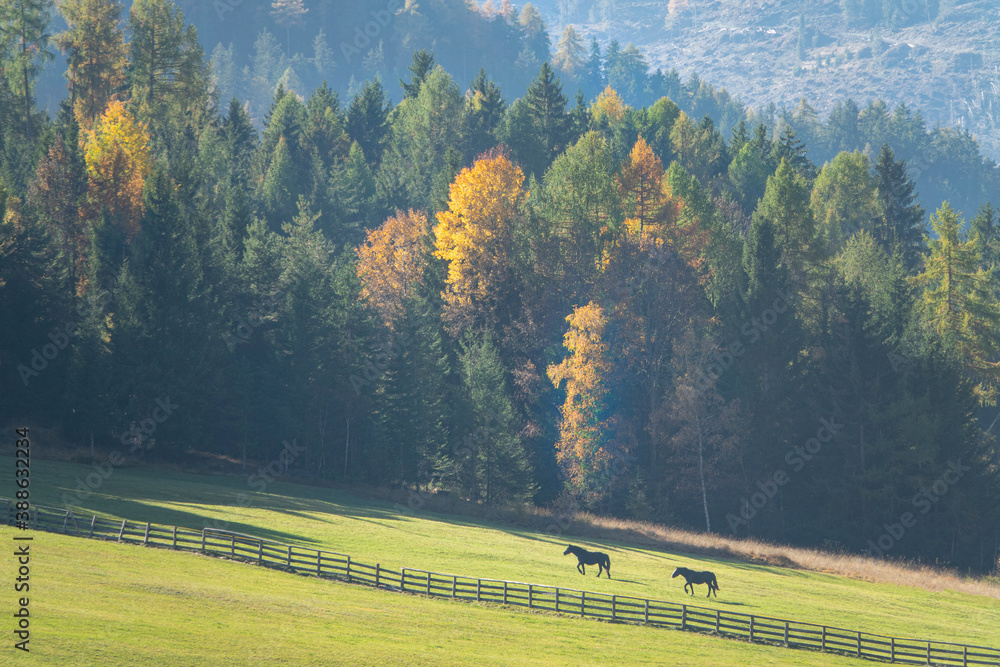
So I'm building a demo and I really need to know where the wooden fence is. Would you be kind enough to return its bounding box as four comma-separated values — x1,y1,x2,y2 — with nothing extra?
5,500,998,667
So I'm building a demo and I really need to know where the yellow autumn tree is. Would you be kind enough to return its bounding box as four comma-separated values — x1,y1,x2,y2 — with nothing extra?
83,99,152,239
591,85,627,125
434,148,527,331
356,209,430,329
547,301,623,499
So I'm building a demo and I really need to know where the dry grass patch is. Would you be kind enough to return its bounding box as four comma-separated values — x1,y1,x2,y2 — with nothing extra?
356,484,1000,600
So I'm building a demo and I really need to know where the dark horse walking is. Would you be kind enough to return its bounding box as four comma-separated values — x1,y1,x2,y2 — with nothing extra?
563,545,611,578
672,566,719,597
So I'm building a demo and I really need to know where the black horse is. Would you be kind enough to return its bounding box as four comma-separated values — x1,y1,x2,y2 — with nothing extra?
672,566,719,597
563,545,611,578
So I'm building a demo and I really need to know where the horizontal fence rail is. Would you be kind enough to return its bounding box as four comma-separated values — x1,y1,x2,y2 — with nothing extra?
5,500,998,667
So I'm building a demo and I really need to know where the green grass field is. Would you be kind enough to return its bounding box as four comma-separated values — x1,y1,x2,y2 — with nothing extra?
2,528,874,666
8,457,999,664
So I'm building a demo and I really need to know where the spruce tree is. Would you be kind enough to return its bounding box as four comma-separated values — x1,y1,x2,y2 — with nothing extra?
502,62,569,179
873,143,925,272
346,78,392,167
770,125,814,178
462,68,506,161
400,49,434,99
583,37,603,99
452,332,535,506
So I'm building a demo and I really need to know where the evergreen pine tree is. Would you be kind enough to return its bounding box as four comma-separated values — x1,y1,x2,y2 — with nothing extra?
400,49,434,99
873,143,925,272
462,68,506,161
502,62,569,179
346,78,392,167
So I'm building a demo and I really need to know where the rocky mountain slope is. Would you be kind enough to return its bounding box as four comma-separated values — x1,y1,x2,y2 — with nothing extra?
535,0,1000,160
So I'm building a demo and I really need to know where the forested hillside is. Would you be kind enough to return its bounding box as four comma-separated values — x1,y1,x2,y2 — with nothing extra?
1,0,998,574
531,0,1000,162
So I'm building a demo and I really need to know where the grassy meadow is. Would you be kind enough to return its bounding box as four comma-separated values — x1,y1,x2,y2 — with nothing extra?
2,527,879,666
10,457,998,656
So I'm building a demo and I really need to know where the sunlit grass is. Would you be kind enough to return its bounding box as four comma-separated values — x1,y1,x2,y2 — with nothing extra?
6,528,876,666
20,457,1000,650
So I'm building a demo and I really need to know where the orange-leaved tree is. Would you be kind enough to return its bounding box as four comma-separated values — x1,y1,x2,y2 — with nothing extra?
433,148,528,332
617,135,662,235
83,99,152,240
356,209,431,330
547,301,624,499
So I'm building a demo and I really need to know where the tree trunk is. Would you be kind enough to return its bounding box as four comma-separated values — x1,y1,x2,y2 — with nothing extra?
696,407,711,534
343,412,350,478
19,3,31,143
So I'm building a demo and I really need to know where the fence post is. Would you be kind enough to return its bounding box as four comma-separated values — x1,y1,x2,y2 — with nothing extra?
822,626,827,651
346,555,351,582
476,579,481,602
962,645,967,667
375,563,380,588
555,588,560,613
172,525,177,548
257,541,263,564
62,510,71,533
317,551,322,576
426,572,431,595
717,610,722,634
89,515,96,538
401,568,407,591
645,600,649,625
230,534,235,556
201,528,206,552
611,595,616,621
581,591,585,617
926,642,931,664
118,520,127,542
144,523,151,545
503,581,508,605
452,576,457,598
750,615,755,642
784,621,789,647
287,545,292,567
857,631,861,657
681,605,687,631
890,637,895,662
